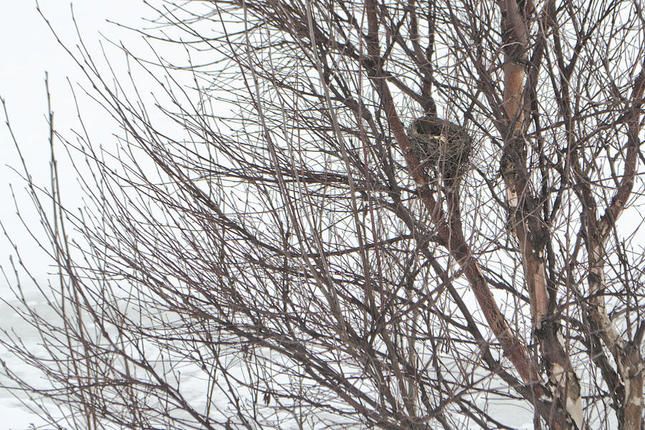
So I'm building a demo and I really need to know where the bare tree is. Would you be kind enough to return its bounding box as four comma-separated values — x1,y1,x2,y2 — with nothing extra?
2,0,644,429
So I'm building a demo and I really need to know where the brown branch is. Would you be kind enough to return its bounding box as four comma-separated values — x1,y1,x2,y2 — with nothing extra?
598,59,645,238
363,0,539,390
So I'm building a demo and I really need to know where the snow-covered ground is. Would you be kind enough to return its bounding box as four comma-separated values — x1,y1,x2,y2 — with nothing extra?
0,290,538,430
1,293,51,430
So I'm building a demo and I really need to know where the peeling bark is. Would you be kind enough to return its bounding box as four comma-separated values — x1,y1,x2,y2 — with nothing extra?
499,0,584,427
581,60,645,430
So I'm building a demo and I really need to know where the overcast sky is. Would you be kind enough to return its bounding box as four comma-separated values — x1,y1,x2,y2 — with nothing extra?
1,1,151,279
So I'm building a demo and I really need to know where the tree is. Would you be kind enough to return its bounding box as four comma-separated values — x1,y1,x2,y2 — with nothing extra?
2,0,644,428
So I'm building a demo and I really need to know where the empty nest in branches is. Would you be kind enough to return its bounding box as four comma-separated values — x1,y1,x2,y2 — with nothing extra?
407,111,472,181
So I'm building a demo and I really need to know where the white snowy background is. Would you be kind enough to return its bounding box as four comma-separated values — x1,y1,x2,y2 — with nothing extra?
0,2,149,428
2,2,636,430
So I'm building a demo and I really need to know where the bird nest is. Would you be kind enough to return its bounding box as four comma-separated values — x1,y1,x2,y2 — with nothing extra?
407,116,472,180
